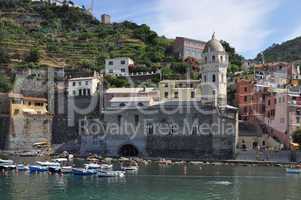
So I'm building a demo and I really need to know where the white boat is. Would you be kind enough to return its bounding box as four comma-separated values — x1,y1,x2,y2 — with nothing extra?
121,166,138,171
97,170,125,178
85,163,101,170
0,159,14,165
52,158,68,163
36,161,60,168
286,168,301,174
17,164,28,171
61,166,73,173
100,164,113,170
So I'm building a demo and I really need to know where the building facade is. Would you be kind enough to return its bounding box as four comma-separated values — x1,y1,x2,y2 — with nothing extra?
105,57,134,76
67,76,101,97
159,80,201,101
173,37,206,61
101,14,111,24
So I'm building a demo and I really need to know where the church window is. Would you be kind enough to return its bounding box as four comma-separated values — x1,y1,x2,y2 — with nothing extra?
212,55,216,62
212,74,216,82
220,56,223,62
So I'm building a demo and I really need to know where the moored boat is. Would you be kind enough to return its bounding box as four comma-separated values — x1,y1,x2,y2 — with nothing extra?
17,164,29,171
286,168,301,174
29,165,48,173
97,170,125,178
72,168,97,176
121,160,139,171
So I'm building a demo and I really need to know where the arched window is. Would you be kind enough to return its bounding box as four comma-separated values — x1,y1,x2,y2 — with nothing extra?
220,56,223,62
212,55,216,62
212,74,216,82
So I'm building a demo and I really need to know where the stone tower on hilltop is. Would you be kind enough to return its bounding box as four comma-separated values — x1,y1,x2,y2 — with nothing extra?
200,33,229,106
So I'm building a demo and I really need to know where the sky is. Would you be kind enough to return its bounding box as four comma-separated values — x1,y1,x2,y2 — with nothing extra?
73,0,301,59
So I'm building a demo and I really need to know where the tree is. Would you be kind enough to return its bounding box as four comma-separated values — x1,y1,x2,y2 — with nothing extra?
0,48,9,64
221,41,244,67
292,129,301,145
25,48,40,63
0,74,12,92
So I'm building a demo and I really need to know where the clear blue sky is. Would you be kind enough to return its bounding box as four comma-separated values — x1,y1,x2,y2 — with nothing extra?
73,0,301,59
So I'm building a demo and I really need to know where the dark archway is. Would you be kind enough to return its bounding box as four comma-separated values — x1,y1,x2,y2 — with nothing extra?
119,144,139,157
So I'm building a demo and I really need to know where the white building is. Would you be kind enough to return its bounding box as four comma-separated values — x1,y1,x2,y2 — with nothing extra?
105,57,134,76
68,77,100,97
200,33,229,106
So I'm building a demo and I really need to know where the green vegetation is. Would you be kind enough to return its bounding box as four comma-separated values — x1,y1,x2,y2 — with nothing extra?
0,47,10,64
221,41,244,75
105,76,130,88
293,129,301,145
0,74,12,92
257,37,301,62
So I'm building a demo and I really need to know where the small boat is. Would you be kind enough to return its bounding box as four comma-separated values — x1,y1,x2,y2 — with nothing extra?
121,160,139,171
0,159,14,165
2,164,16,170
100,164,113,170
29,165,48,173
17,164,28,171
36,161,60,168
286,168,301,174
72,168,97,176
61,166,73,173
97,170,125,178
85,163,101,170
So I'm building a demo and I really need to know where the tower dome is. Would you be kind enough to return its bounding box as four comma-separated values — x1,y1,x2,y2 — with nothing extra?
203,33,225,53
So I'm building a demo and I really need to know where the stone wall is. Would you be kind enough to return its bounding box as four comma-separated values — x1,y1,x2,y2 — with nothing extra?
0,116,10,150
8,113,53,151
99,102,238,159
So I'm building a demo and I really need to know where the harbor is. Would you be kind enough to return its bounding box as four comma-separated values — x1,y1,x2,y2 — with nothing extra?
0,158,301,200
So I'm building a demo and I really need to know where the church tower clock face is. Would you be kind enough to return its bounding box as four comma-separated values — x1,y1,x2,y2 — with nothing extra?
200,33,229,106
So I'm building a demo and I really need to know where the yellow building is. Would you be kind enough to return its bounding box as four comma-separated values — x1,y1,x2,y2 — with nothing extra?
9,93,48,116
159,80,201,101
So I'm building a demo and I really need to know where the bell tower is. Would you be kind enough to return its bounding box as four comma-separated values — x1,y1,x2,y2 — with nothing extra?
200,33,229,106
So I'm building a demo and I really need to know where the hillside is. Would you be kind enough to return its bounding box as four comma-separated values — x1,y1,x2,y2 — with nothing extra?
0,0,244,91
0,0,175,70
256,36,301,62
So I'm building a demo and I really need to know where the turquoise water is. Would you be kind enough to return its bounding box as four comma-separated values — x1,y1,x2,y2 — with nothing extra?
0,164,301,200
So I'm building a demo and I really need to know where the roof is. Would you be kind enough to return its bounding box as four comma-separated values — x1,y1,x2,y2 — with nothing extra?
69,77,98,81
110,96,152,103
203,33,225,53
106,88,156,94
239,121,263,137
8,93,47,102
160,80,201,83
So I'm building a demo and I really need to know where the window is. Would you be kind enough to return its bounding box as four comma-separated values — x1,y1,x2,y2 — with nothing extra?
244,96,248,102
204,75,207,82
220,56,223,62
78,81,82,86
297,117,300,124
212,74,216,82
134,115,139,127
109,69,113,73
121,68,126,73
164,83,168,88
147,123,153,135
109,61,113,65
120,103,126,107
87,89,91,96
72,82,76,86
85,81,89,86
191,91,195,98
121,60,126,65
244,87,248,92
117,115,122,126
138,102,144,107
205,56,207,63
268,100,271,106
73,90,76,96
79,89,82,96
83,89,87,96
212,55,216,62
164,92,168,98
174,92,179,98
